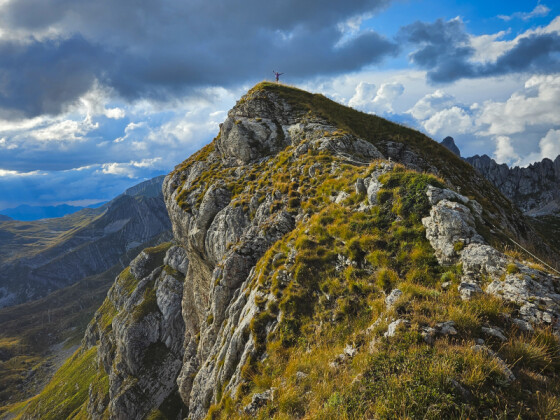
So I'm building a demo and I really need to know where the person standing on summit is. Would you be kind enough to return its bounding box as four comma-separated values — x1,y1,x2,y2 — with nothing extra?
273,70,284,83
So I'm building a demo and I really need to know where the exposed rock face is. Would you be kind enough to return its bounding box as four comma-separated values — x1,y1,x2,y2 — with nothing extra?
163,88,385,418
422,186,484,265
84,244,186,420
465,154,560,215
422,186,560,329
380,140,436,173
385,289,403,309
440,136,461,157
0,176,172,308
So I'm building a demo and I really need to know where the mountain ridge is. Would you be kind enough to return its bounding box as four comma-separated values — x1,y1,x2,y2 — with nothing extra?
438,136,560,217
465,153,560,216
0,176,172,308
0,203,104,222
8,82,560,420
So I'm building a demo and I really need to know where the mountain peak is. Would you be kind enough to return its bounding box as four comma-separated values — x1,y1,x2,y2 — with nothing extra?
214,82,387,167
440,136,461,157
17,83,560,420
466,153,560,216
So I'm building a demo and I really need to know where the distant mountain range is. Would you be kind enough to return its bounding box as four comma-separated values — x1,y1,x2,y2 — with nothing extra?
0,175,171,308
0,175,167,221
440,137,560,217
0,202,105,221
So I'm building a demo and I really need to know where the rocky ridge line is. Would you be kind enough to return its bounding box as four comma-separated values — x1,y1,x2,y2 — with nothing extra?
465,154,560,216
422,185,560,328
439,136,560,216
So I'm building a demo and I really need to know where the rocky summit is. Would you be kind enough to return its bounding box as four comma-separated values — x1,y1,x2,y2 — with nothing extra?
8,83,560,420
440,136,461,157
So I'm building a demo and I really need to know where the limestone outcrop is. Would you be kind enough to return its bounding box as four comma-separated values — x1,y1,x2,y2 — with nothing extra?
422,186,560,329
163,87,386,418
83,244,186,419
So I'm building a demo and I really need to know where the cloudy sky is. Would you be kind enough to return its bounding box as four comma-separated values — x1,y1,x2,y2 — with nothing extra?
0,0,559,209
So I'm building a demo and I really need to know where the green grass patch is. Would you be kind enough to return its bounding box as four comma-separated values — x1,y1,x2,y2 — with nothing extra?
18,346,99,420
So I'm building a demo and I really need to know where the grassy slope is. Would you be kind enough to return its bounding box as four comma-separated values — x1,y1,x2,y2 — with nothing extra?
529,215,560,266
0,265,118,415
0,235,171,416
205,155,560,419
256,82,554,259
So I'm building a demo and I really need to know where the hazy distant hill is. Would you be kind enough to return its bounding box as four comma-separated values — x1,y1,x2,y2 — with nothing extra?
0,175,171,308
0,203,105,221
0,175,165,221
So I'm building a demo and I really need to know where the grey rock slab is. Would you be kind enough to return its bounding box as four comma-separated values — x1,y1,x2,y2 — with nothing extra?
422,199,484,266
481,326,507,342
512,318,534,332
458,282,483,301
436,321,458,335
385,289,403,310
384,319,410,337
244,389,275,415
355,178,367,195
163,245,189,275
366,179,382,206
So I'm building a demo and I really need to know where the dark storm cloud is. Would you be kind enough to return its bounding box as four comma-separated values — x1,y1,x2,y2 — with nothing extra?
0,0,396,118
490,33,560,76
0,36,112,118
399,18,560,83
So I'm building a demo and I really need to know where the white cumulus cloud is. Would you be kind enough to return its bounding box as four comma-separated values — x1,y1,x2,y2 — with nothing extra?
422,106,474,137
477,74,560,137
539,129,560,159
349,81,404,114
407,89,457,121
99,158,162,178
348,82,377,109
494,135,519,164
29,117,98,142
